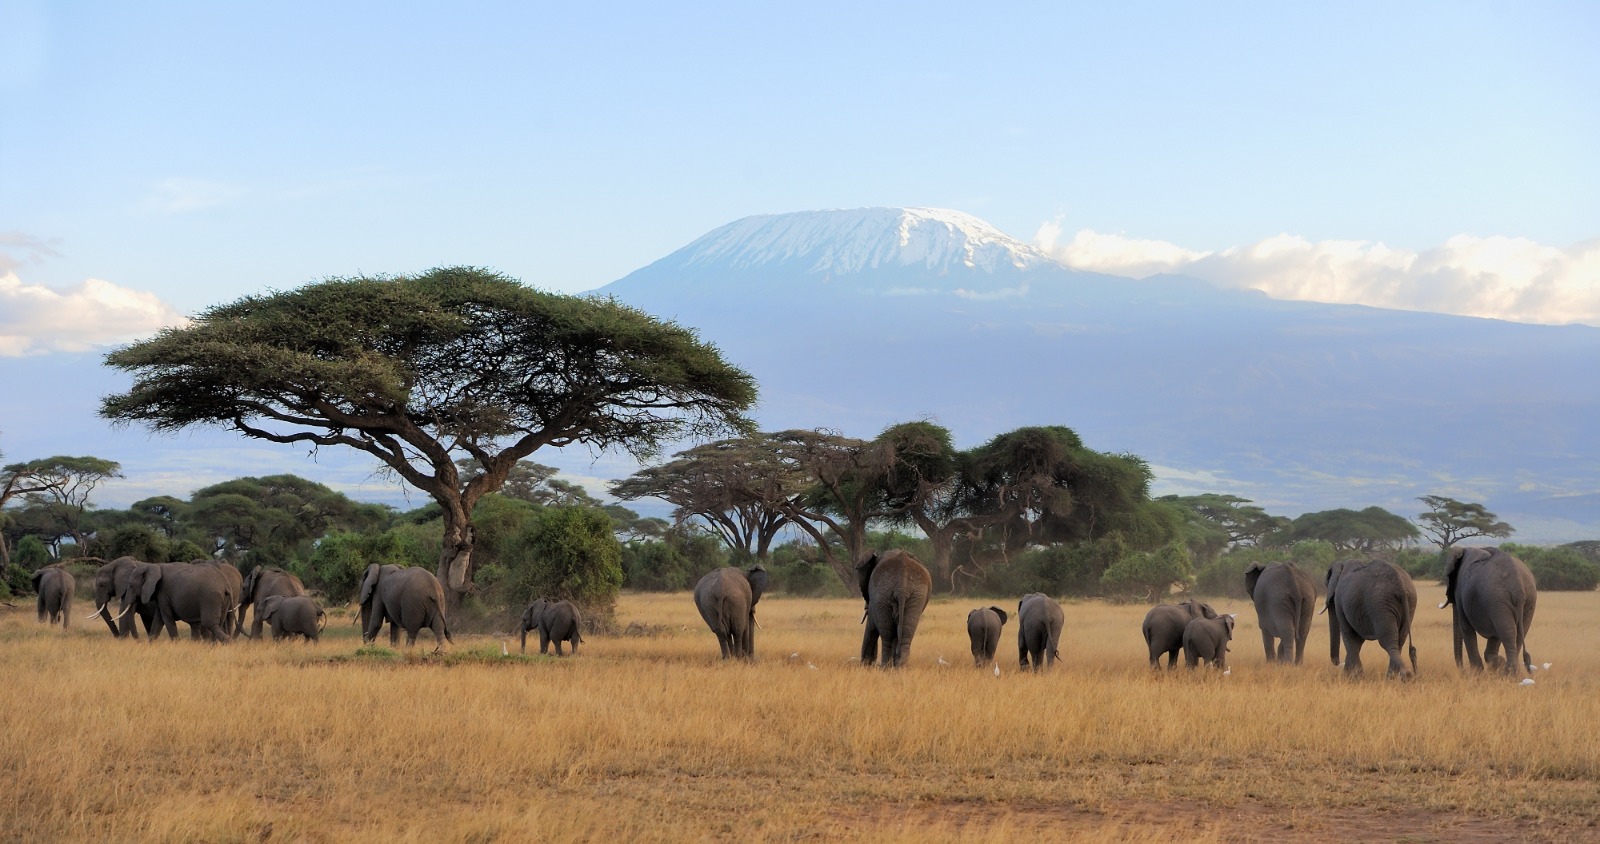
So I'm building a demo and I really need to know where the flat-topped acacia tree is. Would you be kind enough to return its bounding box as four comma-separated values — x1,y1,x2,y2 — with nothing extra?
100,267,756,609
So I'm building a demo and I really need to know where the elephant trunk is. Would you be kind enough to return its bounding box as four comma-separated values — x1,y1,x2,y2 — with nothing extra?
1451,605,1464,669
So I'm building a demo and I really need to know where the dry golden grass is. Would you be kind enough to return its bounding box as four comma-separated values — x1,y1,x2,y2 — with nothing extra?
2,583,1598,842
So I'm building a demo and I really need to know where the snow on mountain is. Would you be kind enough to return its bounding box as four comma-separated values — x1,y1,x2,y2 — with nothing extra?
658,207,1053,276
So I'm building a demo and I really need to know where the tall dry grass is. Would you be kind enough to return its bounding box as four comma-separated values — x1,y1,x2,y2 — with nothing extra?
1,583,1596,842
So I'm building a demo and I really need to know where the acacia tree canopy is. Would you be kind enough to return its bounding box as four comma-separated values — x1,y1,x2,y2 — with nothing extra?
100,267,756,606
1415,495,1513,548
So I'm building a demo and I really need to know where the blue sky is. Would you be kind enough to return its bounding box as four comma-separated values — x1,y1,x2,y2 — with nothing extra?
4,1,1596,317
1,1,1597,510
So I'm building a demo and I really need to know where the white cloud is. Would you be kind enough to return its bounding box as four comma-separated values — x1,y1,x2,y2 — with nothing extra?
0,272,188,356
1035,226,1600,327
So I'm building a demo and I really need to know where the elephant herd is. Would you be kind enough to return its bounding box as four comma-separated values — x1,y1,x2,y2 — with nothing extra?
689,547,1543,682
27,546,1542,682
27,556,458,648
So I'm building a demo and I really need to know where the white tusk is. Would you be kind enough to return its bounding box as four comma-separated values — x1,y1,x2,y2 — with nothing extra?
1438,601,1448,609
84,602,108,620
1317,606,1327,615
753,614,762,630
115,604,134,621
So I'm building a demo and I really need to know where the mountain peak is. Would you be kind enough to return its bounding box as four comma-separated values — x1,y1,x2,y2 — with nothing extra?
664,207,1052,276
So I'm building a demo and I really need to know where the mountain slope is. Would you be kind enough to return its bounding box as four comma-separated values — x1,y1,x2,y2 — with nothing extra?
599,208,1600,541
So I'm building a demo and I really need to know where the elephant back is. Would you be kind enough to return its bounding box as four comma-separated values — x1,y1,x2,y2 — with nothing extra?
866,550,931,600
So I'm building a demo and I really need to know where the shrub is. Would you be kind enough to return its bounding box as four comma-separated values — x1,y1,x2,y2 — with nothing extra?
1502,543,1600,592
13,536,51,569
1100,542,1193,601
505,506,624,619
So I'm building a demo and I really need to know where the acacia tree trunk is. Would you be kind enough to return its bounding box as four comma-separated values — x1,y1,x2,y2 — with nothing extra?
436,502,476,615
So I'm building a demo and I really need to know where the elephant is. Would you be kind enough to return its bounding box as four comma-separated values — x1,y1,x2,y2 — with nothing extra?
693,565,768,660
1440,546,1537,677
258,595,325,642
241,566,308,639
1141,599,1218,669
520,597,585,656
32,564,75,628
857,550,931,668
358,564,452,650
1244,562,1316,664
1017,593,1064,671
966,606,1009,667
1183,614,1236,670
1322,558,1418,678
122,561,237,643
193,559,244,637
91,556,157,638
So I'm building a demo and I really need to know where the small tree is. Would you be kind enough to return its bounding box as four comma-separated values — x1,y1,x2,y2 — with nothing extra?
1415,495,1513,548
509,506,624,619
1100,541,1194,600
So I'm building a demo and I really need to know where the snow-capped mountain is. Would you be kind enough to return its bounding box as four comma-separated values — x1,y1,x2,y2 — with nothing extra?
597,208,1600,541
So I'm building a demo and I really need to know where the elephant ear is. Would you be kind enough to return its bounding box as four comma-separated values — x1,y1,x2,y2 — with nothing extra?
358,564,383,607
140,566,163,604
1322,563,1342,614
1198,601,1218,619
992,607,1008,626
1440,547,1470,608
746,565,769,606
259,595,281,622
243,565,263,601
855,554,879,603
30,569,45,588
1243,564,1265,600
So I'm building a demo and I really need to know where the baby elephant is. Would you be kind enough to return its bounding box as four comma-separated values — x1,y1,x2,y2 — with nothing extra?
1183,613,1235,670
521,598,583,655
258,595,326,642
966,606,1009,667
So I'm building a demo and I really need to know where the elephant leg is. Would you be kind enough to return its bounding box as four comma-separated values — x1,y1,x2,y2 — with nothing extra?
1461,625,1485,670
389,622,401,647
860,625,880,666
1260,628,1275,662
1275,635,1293,663
540,629,551,655
881,625,901,668
554,639,565,656
1483,638,1504,671
569,635,579,656
405,627,419,646
1340,627,1364,675
251,609,266,640
520,628,529,654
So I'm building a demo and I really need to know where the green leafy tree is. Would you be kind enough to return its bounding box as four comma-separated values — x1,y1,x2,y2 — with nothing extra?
1272,506,1419,553
1159,494,1289,563
187,475,383,565
1502,543,1600,592
1100,541,1195,600
1414,495,1513,548
1,455,122,561
101,267,755,610
507,506,624,618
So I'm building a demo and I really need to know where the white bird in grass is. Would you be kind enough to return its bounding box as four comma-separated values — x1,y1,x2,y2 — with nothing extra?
500,642,509,657
1521,679,1537,686
937,655,950,666
993,663,1001,678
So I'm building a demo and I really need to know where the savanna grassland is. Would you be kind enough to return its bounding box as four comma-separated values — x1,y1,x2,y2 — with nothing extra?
3,584,1598,843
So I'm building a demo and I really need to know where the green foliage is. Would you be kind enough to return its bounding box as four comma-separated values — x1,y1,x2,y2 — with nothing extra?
619,526,728,592
1193,540,1337,598
1159,494,1289,563
13,535,50,568
1100,542,1194,601
101,524,171,563
1391,546,1443,581
504,506,624,618
763,541,850,598
1502,543,1600,591
1272,507,1419,552
306,530,421,603
1415,495,1513,548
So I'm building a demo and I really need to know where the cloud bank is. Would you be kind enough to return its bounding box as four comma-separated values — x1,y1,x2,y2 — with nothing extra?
1035,223,1600,327
0,272,188,356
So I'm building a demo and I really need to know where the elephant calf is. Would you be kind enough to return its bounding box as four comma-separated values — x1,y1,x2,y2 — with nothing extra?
1142,599,1218,669
259,595,326,642
521,598,584,656
1183,614,1235,670
33,564,76,629
966,606,1009,667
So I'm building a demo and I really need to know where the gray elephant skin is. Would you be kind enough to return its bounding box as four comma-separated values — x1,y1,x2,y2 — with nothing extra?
258,595,325,642
32,564,75,628
693,565,768,659
122,561,237,642
521,597,585,655
359,564,453,649
242,566,307,639
966,606,1008,667
92,556,157,638
192,559,244,638
1017,593,1064,671
857,550,931,668
1323,558,1418,678
1441,546,1537,677
1244,562,1316,664
1141,599,1218,669
1182,614,1235,670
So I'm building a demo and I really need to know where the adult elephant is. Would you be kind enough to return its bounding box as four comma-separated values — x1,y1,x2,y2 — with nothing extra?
358,564,452,650
194,559,244,637
32,564,75,628
1244,562,1316,664
966,606,1008,667
1141,599,1218,669
857,550,931,668
693,565,768,660
1017,593,1064,671
122,561,236,642
1440,546,1538,677
91,556,157,638
1322,558,1417,678
241,566,308,639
